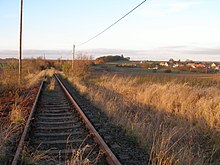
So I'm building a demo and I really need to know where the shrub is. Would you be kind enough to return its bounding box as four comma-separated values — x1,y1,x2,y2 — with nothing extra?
164,69,172,73
62,62,71,75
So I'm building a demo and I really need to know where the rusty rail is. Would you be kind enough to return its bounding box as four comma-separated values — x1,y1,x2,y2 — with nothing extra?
12,80,45,165
55,74,121,165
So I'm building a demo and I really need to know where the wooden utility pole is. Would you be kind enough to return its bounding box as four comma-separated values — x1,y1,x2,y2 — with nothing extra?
60,56,62,69
19,0,23,84
72,44,75,70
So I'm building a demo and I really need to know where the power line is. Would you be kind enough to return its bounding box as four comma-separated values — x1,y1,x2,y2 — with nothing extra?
77,0,148,47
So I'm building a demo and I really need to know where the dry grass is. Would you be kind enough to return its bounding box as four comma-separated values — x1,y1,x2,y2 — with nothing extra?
99,76,220,131
64,135,104,165
0,123,22,163
65,145,103,165
0,90,38,162
48,78,56,91
66,74,220,164
21,147,55,165
67,145,91,165
9,104,24,124
19,134,102,164
0,63,54,163
26,68,56,87
61,58,94,80
21,145,103,165
20,136,104,165
149,125,207,165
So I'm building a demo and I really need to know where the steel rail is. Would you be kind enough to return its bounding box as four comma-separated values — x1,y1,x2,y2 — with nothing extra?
55,74,121,165
12,79,45,165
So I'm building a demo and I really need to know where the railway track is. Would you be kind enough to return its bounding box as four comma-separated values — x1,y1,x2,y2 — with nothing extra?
12,75,120,165
58,76,148,165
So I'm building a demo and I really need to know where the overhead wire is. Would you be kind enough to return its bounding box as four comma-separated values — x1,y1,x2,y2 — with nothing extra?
77,0,148,47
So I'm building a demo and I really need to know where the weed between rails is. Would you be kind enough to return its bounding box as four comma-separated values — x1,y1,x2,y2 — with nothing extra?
48,78,56,91
66,74,220,164
21,136,104,165
64,135,104,165
64,145,104,165
21,146,56,165
21,145,103,165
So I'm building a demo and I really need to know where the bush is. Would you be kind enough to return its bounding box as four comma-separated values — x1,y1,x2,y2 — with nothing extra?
71,60,94,79
164,68,172,73
62,62,71,75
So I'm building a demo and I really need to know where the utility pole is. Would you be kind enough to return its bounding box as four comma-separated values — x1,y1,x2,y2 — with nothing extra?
19,0,23,84
60,56,62,70
72,44,75,70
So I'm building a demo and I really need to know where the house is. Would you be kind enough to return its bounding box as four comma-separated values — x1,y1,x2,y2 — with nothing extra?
211,63,217,68
179,64,185,67
172,63,179,68
148,66,159,70
164,62,170,67
159,62,166,66
169,58,175,64
186,63,196,68
195,63,206,68
159,62,170,67
213,65,220,70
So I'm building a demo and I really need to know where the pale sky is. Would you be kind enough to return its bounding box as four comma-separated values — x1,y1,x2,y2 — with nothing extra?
0,0,220,61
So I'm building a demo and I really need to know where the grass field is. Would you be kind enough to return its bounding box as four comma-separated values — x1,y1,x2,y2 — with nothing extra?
1,59,220,164
64,62,220,164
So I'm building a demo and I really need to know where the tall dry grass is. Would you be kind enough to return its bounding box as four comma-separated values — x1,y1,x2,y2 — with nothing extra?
61,55,94,80
0,123,21,161
66,74,220,164
26,68,56,87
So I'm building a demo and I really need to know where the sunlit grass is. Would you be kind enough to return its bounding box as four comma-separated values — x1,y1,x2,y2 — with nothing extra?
67,73,220,164
10,104,24,124
48,78,56,91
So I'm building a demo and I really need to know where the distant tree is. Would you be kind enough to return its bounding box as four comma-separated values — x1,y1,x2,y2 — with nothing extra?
169,58,175,63
186,59,194,63
95,55,129,64
126,57,130,61
164,68,172,73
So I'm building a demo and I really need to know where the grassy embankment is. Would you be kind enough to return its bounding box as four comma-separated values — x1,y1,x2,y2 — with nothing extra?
0,59,56,162
63,61,220,165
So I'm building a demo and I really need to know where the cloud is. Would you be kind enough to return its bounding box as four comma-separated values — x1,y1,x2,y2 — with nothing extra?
0,50,72,59
80,47,220,61
159,46,220,55
1,46,220,61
